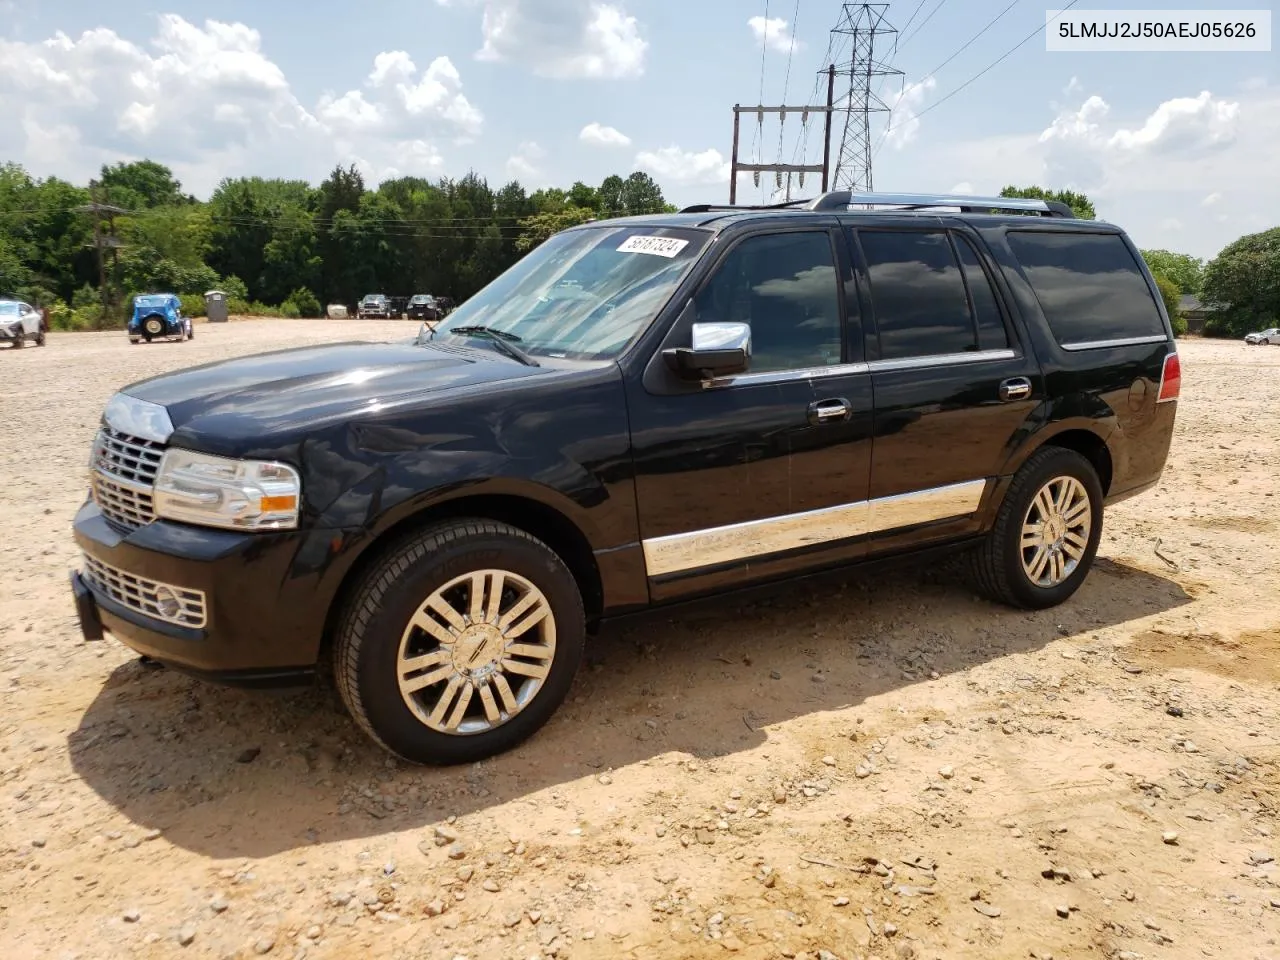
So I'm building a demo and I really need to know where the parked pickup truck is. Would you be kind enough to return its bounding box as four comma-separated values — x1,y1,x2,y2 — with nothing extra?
71,191,1180,765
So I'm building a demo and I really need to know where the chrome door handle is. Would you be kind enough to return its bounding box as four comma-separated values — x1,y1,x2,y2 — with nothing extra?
999,377,1032,402
808,398,852,424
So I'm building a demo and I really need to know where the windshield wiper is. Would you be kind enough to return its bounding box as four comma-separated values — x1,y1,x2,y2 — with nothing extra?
446,325,539,367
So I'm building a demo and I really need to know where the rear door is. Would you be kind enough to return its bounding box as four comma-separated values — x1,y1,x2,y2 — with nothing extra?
849,223,1043,552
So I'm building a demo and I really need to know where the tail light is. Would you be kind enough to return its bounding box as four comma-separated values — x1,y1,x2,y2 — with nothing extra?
1157,351,1181,403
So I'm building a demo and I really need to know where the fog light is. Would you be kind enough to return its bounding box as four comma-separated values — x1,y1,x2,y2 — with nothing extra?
153,586,181,620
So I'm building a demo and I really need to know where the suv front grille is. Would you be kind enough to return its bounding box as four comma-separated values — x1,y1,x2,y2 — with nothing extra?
90,427,165,530
82,554,207,628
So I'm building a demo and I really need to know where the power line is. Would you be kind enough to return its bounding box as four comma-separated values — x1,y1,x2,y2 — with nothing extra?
871,0,1020,160
774,0,804,197
897,0,948,52
750,0,773,191
873,0,1081,156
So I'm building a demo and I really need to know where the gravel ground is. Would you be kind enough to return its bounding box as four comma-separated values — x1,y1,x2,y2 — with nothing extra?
2,320,1279,960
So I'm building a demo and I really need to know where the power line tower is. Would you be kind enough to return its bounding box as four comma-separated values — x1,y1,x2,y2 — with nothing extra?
831,3,902,192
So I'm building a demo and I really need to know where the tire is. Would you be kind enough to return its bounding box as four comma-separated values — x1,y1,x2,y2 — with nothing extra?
129,337,140,345
333,519,586,765
12,334,23,349
36,330,45,346
188,323,195,340
143,316,164,338
968,446,1104,610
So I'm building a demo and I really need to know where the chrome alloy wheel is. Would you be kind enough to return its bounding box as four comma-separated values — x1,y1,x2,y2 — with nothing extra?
1020,476,1092,588
396,569,556,735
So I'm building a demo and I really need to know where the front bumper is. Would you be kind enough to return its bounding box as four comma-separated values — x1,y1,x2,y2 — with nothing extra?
0,323,22,341
71,499,325,687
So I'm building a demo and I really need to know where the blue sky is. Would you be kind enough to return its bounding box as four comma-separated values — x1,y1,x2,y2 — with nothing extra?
0,0,1274,259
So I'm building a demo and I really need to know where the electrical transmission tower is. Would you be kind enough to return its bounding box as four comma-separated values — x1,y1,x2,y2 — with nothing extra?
831,3,902,192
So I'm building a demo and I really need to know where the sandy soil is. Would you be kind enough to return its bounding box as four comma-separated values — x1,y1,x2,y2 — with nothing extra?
2,321,1279,960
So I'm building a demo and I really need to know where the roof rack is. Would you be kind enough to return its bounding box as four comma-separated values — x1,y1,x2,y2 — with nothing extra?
680,191,1073,218
807,191,1073,217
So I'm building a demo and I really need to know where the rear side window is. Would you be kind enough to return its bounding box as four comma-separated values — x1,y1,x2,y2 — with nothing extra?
1006,232,1165,344
859,230,974,359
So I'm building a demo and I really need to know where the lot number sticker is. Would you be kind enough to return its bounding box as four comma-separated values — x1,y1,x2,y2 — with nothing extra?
617,235,689,258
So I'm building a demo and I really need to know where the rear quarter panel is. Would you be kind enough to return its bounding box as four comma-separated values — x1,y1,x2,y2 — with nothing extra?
977,222,1176,498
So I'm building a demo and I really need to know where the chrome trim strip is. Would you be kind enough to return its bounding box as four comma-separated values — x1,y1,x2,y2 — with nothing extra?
866,349,1016,373
704,361,870,389
1060,335,1168,352
103,393,174,444
642,479,988,577
866,480,986,536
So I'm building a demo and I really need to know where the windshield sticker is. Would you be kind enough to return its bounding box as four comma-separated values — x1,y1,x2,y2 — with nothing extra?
617,235,689,258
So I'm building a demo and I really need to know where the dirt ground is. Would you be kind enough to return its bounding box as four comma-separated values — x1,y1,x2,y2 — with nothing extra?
2,320,1279,960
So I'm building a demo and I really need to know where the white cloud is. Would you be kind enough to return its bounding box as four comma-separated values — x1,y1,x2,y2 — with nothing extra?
1107,91,1239,153
882,76,937,150
747,16,802,54
1201,191,1222,207
474,0,647,79
579,122,631,147
1063,76,1083,96
635,145,729,186
948,181,975,195
505,140,545,182
0,16,482,195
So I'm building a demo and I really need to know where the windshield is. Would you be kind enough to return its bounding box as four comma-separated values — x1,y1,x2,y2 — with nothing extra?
431,225,709,360
0,302,18,316
134,296,171,308
412,295,433,304
363,295,385,303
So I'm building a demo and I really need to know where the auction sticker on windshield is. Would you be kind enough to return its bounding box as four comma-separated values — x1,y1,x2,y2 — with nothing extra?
617,235,690,258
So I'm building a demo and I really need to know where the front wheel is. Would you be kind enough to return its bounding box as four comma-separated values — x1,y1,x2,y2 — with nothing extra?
334,519,586,764
968,447,1104,609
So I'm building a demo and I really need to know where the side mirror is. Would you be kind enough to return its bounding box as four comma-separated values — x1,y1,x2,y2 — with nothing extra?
663,320,752,380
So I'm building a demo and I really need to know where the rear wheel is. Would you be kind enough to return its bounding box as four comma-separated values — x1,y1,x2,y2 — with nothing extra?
12,333,23,349
334,519,586,764
969,447,1103,610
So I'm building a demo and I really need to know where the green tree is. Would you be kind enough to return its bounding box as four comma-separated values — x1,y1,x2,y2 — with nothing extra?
620,172,666,215
1150,272,1186,336
1201,226,1280,337
598,175,625,216
100,160,188,209
1140,249,1204,295
999,185,1096,220
516,207,597,252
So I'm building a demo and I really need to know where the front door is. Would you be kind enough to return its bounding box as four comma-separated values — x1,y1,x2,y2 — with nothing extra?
848,224,1043,552
627,227,874,602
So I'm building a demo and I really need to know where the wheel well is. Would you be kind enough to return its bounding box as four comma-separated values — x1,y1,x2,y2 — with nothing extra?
1041,429,1113,494
320,494,605,659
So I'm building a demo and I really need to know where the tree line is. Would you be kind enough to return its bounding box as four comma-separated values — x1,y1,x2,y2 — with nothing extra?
0,159,675,328
1,166,1275,338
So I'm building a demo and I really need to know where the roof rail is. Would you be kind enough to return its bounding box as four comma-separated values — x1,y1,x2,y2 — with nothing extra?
803,191,1072,217
678,199,808,213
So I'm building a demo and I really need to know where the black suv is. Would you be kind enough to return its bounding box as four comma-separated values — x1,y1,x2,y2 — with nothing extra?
71,191,1180,765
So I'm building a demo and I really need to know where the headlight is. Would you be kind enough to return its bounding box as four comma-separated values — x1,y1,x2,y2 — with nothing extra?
152,449,301,531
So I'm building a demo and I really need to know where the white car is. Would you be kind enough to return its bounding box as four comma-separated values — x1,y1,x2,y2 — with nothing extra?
1245,327,1280,345
0,299,45,349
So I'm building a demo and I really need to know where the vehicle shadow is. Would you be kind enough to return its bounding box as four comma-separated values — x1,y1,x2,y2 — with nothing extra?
67,557,1190,859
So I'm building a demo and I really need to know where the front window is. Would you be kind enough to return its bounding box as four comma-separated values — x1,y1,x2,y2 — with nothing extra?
431,225,710,360
0,303,18,317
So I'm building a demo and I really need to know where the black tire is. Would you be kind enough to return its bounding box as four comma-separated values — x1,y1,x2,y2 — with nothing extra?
12,333,23,349
36,330,45,347
968,446,1104,610
333,519,586,764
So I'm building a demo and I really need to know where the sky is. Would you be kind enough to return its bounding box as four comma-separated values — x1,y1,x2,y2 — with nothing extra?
0,0,1274,260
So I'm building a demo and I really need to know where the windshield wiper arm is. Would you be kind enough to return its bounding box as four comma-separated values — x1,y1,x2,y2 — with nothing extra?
446,325,539,367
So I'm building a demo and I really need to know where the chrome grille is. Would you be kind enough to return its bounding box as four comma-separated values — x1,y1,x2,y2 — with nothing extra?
91,427,165,530
82,554,207,629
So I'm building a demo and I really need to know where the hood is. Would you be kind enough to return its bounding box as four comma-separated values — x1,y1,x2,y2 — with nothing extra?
120,339,558,448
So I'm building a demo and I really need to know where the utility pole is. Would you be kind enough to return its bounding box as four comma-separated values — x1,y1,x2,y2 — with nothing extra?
729,64,837,204
830,3,902,192
77,183,128,322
